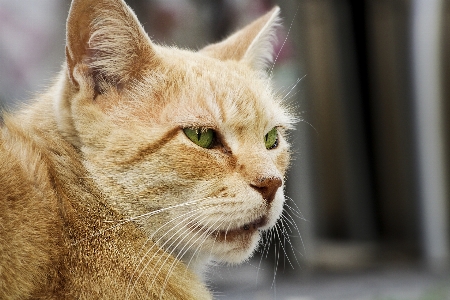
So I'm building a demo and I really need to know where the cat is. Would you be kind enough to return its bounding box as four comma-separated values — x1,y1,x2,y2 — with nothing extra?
0,0,296,299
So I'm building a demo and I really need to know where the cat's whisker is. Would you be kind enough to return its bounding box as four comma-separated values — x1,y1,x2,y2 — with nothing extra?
297,117,319,135
268,4,300,80
285,196,304,213
162,214,227,299
184,214,229,270
281,77,301,102
284,203,306,222
283,197,307,254
127,198,204,222
166,214,213,260
127,200,229,298
284,213,306,256
255,235,266,283
282,89,301,103
282,209,303,236
274,221,295,269
271,228,281,291
266,229,275,259
127,210,209,298
253,199,305,291
279,216,301,266
72,198,204,246
222,216,237,243
144,211,214,286
208,230,221,261
138,205,208,255
280,223,288,271
280,215,296,238
285,196,309,222
148,202,224,243
255,226,276,284
146,216,214,298
163,215,228,295
202,214,230,264
274,78,300,98
125,208,209,299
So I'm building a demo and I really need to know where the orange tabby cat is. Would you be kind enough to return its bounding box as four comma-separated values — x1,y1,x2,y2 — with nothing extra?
0,0,295,299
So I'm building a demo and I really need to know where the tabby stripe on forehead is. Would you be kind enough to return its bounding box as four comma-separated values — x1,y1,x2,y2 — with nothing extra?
120,128,179,165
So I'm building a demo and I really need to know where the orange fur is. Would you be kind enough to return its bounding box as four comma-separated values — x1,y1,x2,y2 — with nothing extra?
0,0,295,298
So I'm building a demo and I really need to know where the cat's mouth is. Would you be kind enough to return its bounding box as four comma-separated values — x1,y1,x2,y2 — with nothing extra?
191,216,267,242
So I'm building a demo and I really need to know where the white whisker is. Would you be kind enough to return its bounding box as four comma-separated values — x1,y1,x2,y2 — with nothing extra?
72,199,203,246
268,5,300,80
281,77,301,102
274,222,295,269
150,210,225,298
145,211,215,290
128,211,208,298
280,216,301,265
125,208,206,299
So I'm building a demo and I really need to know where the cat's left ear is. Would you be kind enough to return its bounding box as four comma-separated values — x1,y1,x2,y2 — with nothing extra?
65,0,159,91
200,7,280,71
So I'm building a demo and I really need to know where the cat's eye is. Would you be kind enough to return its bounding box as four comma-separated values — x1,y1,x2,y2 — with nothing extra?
264,127,279,150
183,127,215,149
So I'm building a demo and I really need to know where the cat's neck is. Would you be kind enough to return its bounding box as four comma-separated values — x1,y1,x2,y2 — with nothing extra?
180,252,213,281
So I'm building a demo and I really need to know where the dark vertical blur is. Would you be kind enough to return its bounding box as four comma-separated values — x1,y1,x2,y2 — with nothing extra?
297,0,378,242
444,0,450,207
290,0,426,268
366,0,419,246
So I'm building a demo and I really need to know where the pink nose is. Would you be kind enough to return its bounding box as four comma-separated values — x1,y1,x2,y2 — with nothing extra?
250,176,282,204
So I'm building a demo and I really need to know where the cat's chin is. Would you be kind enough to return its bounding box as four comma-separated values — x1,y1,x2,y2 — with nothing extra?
210,230,262,264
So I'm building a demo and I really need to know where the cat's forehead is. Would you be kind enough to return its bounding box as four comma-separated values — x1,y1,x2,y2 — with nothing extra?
156,50,290,133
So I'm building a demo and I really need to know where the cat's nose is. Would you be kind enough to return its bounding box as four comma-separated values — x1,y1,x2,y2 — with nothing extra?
250,176,282,204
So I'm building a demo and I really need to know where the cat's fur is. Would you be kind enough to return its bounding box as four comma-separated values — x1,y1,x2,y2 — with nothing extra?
0,0,295,299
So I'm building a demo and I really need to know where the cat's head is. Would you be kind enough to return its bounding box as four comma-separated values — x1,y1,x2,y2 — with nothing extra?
57,0,296,265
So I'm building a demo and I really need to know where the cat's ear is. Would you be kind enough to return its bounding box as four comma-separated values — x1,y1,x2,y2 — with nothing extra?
200,7,280,71
65,0,158,92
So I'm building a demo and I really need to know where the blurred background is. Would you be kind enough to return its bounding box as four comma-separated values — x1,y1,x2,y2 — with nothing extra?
1,0,449,299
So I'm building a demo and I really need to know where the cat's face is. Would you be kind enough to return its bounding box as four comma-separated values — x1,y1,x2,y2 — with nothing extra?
60,0,295,265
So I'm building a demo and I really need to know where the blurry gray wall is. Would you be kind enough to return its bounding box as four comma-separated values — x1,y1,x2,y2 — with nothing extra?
295,0,420,263
0,0,68,108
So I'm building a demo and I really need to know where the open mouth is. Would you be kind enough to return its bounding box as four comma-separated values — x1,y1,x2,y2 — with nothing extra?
191,216,267,242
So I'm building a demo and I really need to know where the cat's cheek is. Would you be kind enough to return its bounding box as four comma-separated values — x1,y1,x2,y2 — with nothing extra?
275,148,290,174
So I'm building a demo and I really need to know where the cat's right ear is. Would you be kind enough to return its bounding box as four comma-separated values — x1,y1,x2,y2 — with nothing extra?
65,0,159,93
200,7,281,72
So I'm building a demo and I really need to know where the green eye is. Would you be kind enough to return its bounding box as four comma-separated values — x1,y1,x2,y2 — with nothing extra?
264,127,279,150
183,127,215,149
